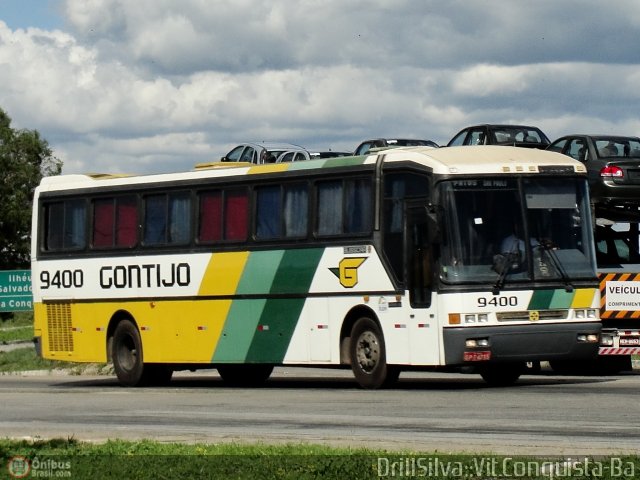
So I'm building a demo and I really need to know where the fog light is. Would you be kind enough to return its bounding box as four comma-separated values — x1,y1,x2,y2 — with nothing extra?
577,334,587,342
466,338,490,348
587,309,598,319
601,335,614,346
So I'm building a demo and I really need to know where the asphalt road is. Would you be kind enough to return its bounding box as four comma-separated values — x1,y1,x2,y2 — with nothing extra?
0,367,638,456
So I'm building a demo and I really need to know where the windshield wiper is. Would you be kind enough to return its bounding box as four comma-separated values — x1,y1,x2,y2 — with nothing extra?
492,251,520,294
536,240,574,292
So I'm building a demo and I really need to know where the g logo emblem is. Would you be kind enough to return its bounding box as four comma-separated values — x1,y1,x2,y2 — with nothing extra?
330,257,367,288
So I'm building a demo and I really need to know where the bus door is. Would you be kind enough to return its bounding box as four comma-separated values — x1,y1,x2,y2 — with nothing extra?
405,205,441,365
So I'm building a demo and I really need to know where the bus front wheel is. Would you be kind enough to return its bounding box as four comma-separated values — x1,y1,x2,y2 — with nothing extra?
349,317,399,389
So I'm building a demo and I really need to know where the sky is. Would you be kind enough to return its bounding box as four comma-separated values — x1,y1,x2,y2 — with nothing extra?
1,0,640,175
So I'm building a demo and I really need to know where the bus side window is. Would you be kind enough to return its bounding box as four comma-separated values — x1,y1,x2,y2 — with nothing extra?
317,180,343,236
92,196,137,248
255,185,282,239
316,178,372,237
283,183,308,238
198,188,249,243
44,200,87,251
344,178,372,234
143,192,191,245
225,189,248,240
144,194,167,245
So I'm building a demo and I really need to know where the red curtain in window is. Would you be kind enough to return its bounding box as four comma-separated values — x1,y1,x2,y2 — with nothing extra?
225,190,248,240
116,198,138,247
93,200,114,247
199,191,222,242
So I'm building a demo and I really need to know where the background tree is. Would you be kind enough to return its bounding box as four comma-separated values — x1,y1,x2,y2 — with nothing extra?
0,108,62,270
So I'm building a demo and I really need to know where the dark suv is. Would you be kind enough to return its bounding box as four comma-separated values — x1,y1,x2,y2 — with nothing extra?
547,134,640,206
447,124,550,149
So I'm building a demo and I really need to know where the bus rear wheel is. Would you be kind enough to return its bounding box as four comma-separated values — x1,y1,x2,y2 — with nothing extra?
349,317,399,389
111,319,173,386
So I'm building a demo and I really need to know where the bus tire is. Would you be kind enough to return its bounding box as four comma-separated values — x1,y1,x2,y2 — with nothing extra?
478,362,524,386
349,317,399,389
217,364,274,387
112,319,146,387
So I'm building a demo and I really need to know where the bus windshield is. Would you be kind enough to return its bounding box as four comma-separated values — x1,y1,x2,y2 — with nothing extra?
438,177,596,284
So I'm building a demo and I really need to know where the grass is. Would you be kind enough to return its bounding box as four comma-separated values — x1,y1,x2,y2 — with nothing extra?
0,438,638,479
0,347,69,372
0,311,33,343
0,347,111,374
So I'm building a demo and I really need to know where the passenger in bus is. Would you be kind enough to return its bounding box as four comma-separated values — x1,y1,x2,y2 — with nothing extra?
494,223,540,272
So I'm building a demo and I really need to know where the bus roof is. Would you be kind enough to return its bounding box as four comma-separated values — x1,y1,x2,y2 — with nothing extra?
36,146,585,192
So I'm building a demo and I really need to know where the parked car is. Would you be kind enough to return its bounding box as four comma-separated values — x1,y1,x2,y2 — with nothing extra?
276,150,352,163
354,138,438,156
446,124,550,149
220,142,306,164
547,134,640,206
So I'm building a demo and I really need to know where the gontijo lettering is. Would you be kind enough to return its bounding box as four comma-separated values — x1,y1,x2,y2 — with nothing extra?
100,263,191,289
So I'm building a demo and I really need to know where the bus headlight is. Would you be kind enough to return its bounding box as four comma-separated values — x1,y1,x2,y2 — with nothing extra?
463,313,489,324
575,309,598,319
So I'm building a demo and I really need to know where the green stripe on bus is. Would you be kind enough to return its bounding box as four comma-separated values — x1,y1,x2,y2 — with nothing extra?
244,298,306,363
322,156,367,168
270,248,324,294
548,289,576,309
287,159,329,170
527,289,554,310
243,249,324,362
236,250,285,294
214,248,324,363
212,299,266,362
529,289,580,310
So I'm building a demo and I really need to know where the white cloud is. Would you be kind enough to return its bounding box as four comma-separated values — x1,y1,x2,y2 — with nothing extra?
0,1,639,174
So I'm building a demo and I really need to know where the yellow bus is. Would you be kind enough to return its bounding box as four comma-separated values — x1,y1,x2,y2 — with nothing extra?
31,146,601,388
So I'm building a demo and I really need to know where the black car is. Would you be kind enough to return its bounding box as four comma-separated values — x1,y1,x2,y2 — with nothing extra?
447,124,550,149
547,135,640,206
354,138,438,156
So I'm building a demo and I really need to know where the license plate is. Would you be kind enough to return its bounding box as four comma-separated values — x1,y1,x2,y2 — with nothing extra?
620,337,640,346
463,351,491,362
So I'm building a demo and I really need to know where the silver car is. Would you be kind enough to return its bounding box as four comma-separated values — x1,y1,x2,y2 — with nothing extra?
220,142,306,164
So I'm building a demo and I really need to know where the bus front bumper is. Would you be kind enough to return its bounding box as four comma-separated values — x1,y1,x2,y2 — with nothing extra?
443,322,601,365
